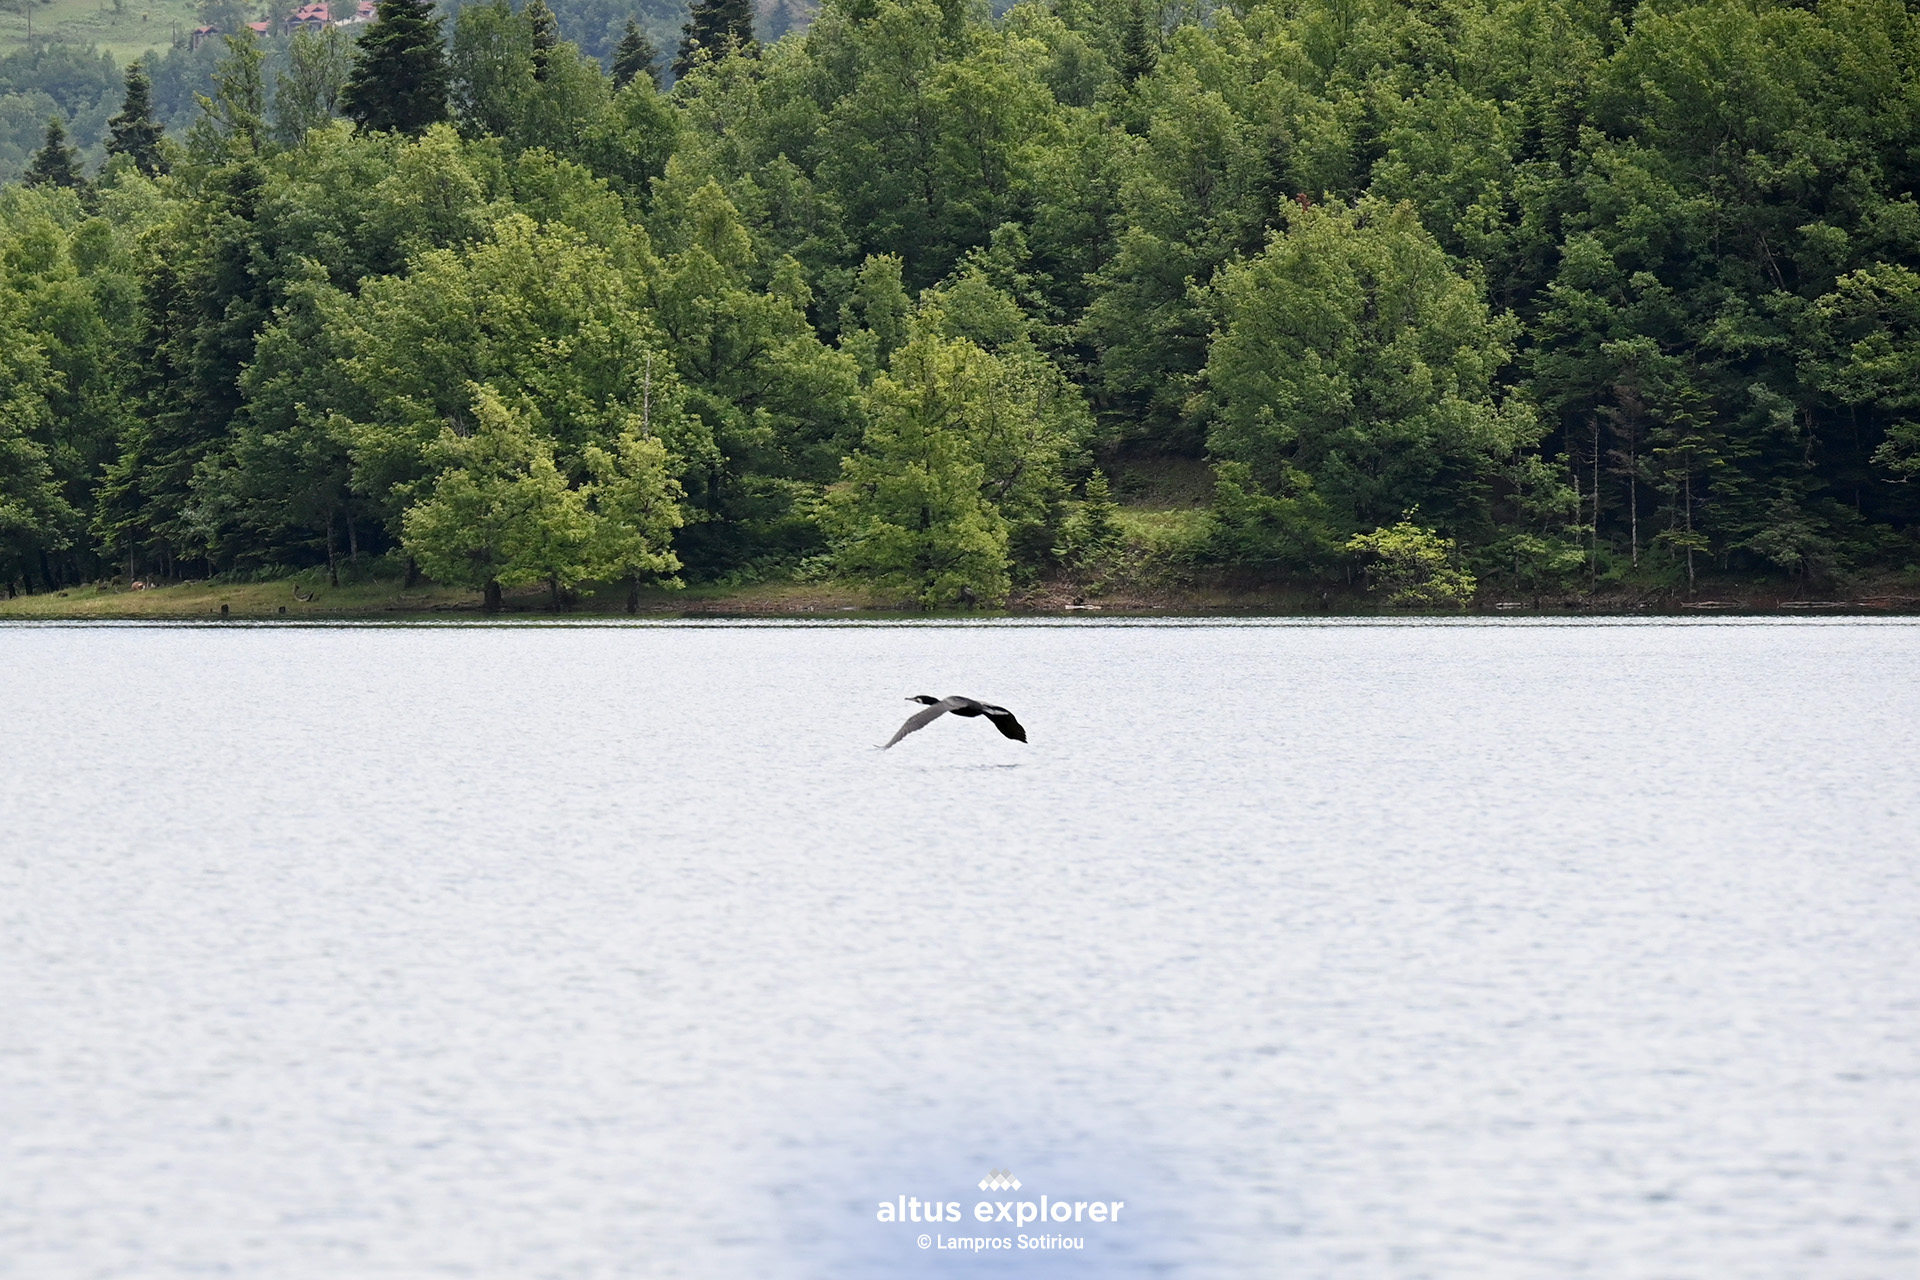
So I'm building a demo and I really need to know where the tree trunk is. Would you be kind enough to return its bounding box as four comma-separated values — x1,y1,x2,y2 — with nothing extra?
626,575,640,615
1590,424,1601,592
1629,452,1638,568
1684,472,1695,596
484,578,502,613
404,555,420,589
347,513,359,566
548,574,561,611
326,509,340,589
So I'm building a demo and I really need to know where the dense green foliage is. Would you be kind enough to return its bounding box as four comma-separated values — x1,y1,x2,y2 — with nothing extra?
3,0,1918,604
0,47,124,183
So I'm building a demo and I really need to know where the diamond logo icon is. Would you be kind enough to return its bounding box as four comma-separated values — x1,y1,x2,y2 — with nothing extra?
978,1168,1021,1191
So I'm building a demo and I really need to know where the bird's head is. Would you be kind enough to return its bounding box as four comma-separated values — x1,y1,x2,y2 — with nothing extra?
907,694,941,705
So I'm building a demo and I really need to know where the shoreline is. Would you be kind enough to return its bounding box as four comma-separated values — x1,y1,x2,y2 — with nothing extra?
3,575,1918,621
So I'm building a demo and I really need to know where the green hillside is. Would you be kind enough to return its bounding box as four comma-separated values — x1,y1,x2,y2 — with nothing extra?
0,0,200,63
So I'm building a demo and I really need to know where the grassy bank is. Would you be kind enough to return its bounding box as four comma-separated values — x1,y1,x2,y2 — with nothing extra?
5,476,1917,620
0,573,899,620
5,565,1919,620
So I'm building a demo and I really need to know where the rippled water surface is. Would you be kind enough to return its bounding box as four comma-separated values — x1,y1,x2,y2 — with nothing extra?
2,619,1916,1278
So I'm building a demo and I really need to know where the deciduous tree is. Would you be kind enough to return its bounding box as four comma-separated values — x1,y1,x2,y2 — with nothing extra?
402,387,594,611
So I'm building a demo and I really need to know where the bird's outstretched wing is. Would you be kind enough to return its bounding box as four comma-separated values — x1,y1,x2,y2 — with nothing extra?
883,700,955,749
981,705,1027,742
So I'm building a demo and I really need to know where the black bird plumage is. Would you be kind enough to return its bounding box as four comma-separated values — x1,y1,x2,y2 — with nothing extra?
883,695,1027,749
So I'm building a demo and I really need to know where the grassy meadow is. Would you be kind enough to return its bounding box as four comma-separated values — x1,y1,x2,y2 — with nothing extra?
0,0,199,63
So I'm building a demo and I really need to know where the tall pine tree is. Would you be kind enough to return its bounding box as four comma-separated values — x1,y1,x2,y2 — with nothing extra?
611,18,659,89
105,61,168,176
1118,0,1155,86
340,0,450,134
23,119,83,190
672,0,753,80
525,0,559,80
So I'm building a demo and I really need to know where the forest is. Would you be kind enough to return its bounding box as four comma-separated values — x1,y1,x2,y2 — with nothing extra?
1,0,1916,608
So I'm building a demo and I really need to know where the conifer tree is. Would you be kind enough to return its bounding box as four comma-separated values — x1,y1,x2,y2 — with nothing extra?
104,61,168,175
524,0,559,80
340,0,450,134
1118,0,1155,86
23,118,83,190
672,0,753,80
611,18,659,88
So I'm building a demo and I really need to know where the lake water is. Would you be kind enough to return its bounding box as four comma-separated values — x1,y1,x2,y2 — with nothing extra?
2,618,1916,1278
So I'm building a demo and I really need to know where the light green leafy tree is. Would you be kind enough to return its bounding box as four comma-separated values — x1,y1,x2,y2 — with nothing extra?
1206,197,1536,539
0,192,144,585
838,254,914,382
815,0,1057,287
1346,517,1477,609
583,423,686,611
331,210,700,541
449,0,535,139
823,330,1014,607
1807,264,1920,482
915,263,1089,568
402,386,595,611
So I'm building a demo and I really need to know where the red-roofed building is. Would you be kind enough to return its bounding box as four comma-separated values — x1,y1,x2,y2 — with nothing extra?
189,23,218,48
285,3,330,32
246,20,270,33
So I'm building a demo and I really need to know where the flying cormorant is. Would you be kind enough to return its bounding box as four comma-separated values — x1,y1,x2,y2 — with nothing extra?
883,695,1028,749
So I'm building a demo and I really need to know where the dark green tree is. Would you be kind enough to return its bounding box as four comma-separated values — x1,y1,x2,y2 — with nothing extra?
105,61,169,176
97,158,272,580
525,0,559,80
1117,0,1155,87
611,19,659,89
672,0,753,80
0,298,77,593
23,119,83,190
340,0,451,135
